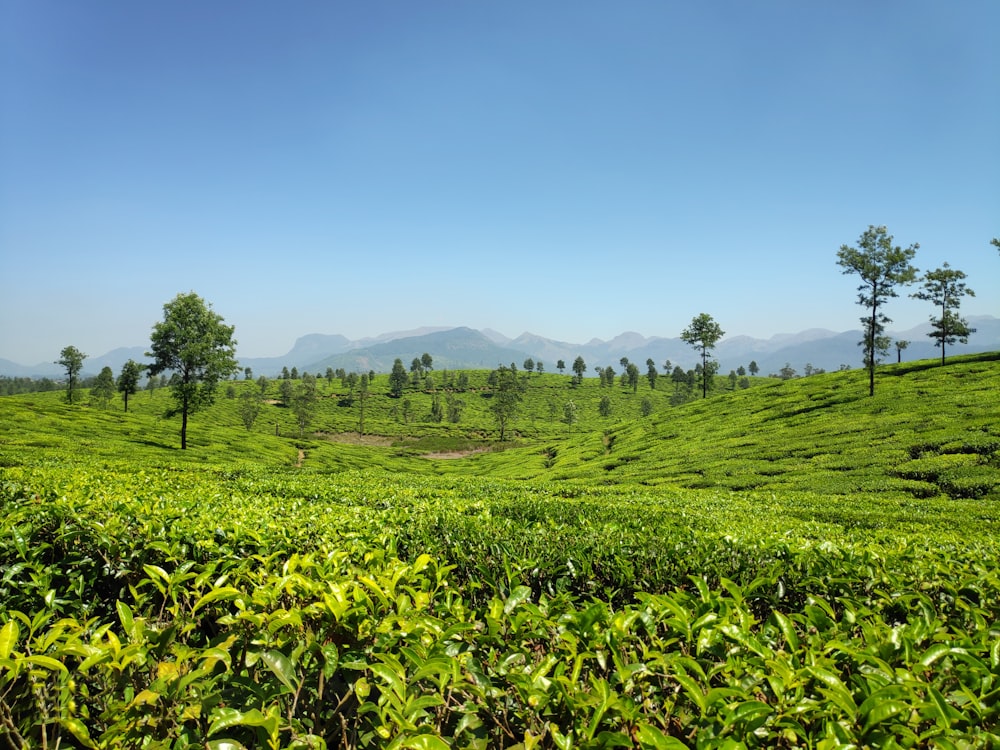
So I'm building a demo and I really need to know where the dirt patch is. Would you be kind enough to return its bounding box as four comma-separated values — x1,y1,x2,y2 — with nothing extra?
421,448,489,460
296,448,305,467
315,431,395,447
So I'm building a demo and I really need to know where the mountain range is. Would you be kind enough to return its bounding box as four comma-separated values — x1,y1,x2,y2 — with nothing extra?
3,316,998,380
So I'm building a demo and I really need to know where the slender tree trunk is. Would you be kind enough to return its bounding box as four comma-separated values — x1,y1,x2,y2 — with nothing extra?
940,300,946,366
181,407,188,450
868,298,878,397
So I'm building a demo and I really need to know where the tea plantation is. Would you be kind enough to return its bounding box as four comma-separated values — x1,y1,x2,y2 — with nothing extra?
1,354,999,747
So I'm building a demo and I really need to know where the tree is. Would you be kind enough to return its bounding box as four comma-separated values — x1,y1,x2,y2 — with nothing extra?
911,263,976,365
325,367,335,387
571,356,587,386
536,361,544,374
290,366,299,380
779,363,797,380
894,340,909,364
556,360,566,374
421,352,434,371
243,366,252,380
625,362,640,393
563,400,578,431
645,358,658,390
146,292,238,449
279,378,294,407
410,357,424,377
388,358,408,398
836,225,919,396
598,395,612,417
292,374,318,436
680,313,725,398
238,388,263,431
91,366,115,408
117,359,144,412
357,373,370,434
619,357,630,371
489,365,522,441
523,357,535,374
640,397,653,417
56,346,87,403
281,366,290,380
748,361,759,377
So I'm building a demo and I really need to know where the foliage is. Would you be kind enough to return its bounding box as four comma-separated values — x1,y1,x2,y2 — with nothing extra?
389,359,408,398
489,365,523,441
90,366,116,409
116,359,144,413
55,345,86,404
911,263,976,365
680,314,725,398
836,225,919,396
147,292,239,449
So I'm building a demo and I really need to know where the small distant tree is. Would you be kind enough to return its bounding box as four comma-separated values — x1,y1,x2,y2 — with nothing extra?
56,345,87,403
290,366,299,380
911,263,976,365
292,374,318,436
556,360,566,374
625,362,640,393
430,394,443,423
536,361,544,374
662,359,672,373
894,340,909,363
640,397,653,417
388,358,408,397
779,363,797,380
446,393,464,423
401,399,413,424
598,395,612,417
728,370,738,389
91,366,115,408
837,225,919,396
421,352,434,371
738,376,751,389
748,361,759,376
680,313,725,398
736,365,746,377
325,367,335,387
238,388,263,431
257,375,269,396
645,358,658,390
571,356,587,386
410,357,424,377
243,366,252,380
146,292,238,449
117,359,143,412
357,373,370,435
563,400,578,431
279,378,294,407
490,365,523,441
281,366,290,380
619,357,630,371
456,372,469,391
523,357,535,374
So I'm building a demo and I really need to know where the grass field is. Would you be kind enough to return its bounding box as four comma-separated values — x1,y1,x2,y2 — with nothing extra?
1,354,999,747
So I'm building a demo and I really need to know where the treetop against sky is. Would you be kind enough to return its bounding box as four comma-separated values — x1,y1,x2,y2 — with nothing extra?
0,2,997,363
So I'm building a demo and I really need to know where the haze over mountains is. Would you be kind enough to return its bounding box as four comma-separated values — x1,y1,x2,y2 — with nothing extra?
4,316,999,380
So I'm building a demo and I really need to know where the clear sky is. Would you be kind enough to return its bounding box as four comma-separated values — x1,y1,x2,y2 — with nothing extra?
1,1,997,364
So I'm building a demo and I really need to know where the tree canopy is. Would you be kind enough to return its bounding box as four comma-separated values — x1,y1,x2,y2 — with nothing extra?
680,313,725,398
911,263,976,365
146,292,238,449
56,346,87,403
836,225,918,396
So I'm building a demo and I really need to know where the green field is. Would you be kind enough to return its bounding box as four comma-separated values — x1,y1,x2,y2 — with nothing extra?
2,355,999,747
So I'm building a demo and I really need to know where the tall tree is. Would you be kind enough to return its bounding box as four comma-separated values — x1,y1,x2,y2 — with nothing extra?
292,374,318,436
836,225,918,396
238,387,263,431
420,352,434,371
489,364,523,441
116,359,144,412
91,366,116,408
146,292,238,449
911,263,976,365
56,346,87,403
680,313,725,398
645,358,658,390
388,358,408,398
556,359,566,374
625,362,640,393
571,356,587,386
893,340,909,364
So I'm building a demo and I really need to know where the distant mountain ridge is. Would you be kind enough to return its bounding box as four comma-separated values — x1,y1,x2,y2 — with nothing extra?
3,316,998,379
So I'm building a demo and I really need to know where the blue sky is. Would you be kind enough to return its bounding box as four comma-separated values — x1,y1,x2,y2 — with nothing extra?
1,1,997,364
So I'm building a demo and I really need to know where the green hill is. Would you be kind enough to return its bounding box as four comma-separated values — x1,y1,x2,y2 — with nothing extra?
2,353,998,499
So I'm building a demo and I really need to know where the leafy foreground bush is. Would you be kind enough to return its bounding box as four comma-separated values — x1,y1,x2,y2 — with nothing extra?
2,466,1000,748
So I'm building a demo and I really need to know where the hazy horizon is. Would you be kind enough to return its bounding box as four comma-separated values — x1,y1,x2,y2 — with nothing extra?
2,3,997,364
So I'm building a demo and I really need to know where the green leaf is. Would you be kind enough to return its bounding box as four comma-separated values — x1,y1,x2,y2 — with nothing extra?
260,649,297,693
398,735,451,750
634,724,688,749
60,718,98,749
116,600,135,638
206,741,249,750
504,585,532,615
208,707,273,737
0,620,19,659
193,586,243,613
23,654,67,673
862,700,908,734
